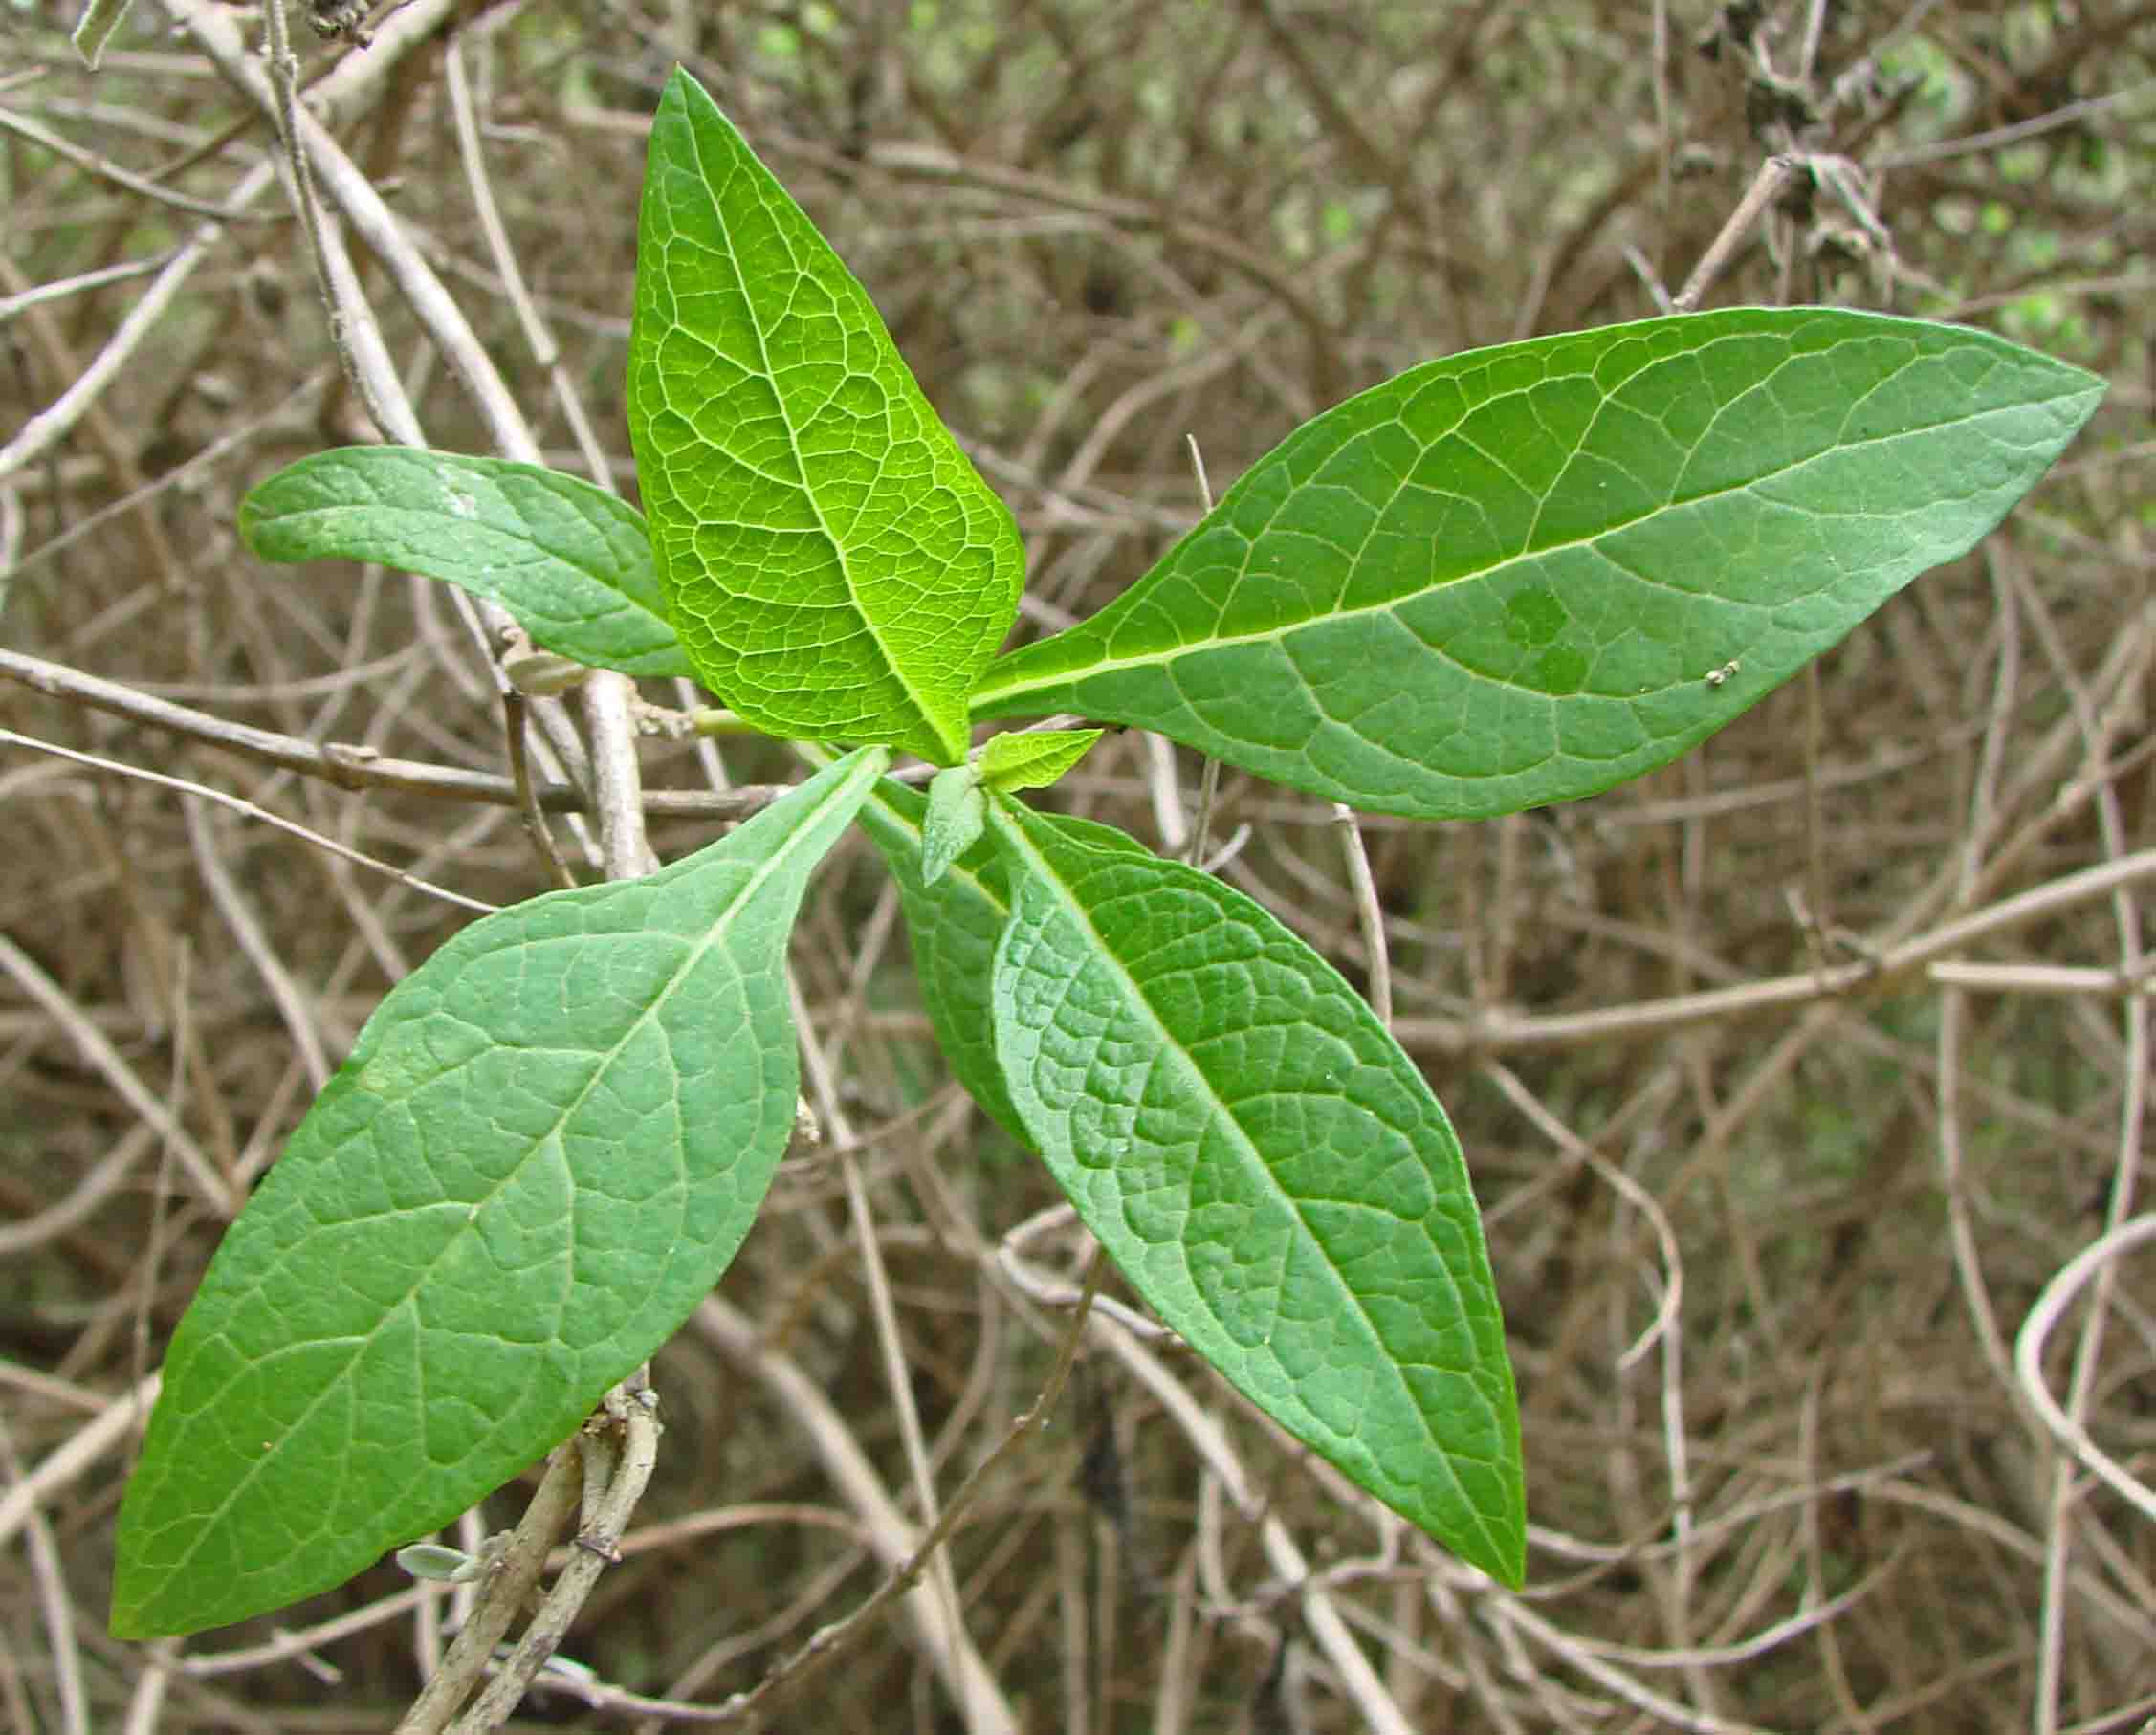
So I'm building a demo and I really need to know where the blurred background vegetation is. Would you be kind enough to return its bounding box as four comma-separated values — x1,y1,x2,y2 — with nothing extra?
2,0,2153,1728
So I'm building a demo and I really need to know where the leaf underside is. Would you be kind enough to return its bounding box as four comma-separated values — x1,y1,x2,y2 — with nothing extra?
109,748,886,1638
240,448,693,680
987,798,1525,1584
973,307,2106,819
627,68,1023,763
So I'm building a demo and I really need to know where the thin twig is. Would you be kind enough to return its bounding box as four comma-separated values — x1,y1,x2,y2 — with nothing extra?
0,650,777,820
4,372,329,582
0,933,227,1214
789,974,974,1708
260,0,363,426
0,1126,156,1260
0,251,177,320
0,1413,90,1735
443,39,616,487
1672,155,1796,314
0,102,277,222
1093,1307,1422,1735
0,159,275,481
694,1292,1022,1726
183,796,334,1087
500,692,579,891
1873,79,2156,169
2,727,498,912
0,1373,163,1554
1390,843,2156,1056
712,1256,1109,1729
1331,802,1390,1024
2014,1217,2156,1525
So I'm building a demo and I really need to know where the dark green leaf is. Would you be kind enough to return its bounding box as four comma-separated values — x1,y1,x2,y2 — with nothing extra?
973,309,2105,819
987,798,1524,1583
855,780,1141,1148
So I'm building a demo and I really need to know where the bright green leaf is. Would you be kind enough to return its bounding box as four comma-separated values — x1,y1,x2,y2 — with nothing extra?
973,308,2105,819
921,764,986,885
240,449,693,680
985,798,1524,1583
979,728,1105,793
627,68,1023,763
110,747,888,1638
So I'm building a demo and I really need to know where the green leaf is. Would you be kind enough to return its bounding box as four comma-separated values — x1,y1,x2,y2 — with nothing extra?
110,746,888,1638
854,780,1142,1148
394,1542,484,1584
627,68,1023,763
71,0,135,68
857,779,1027,1142
973,308,2106,819
979,728,1105,793
240,449,693,681
985,798,1523,1582
921,764,986,886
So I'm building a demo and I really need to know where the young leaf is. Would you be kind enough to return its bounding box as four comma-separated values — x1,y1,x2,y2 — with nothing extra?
979,727,1105,793
110,746,888,1638
973,308,2106,820
985,797,1524,1583
627,67,1024,764
921,764,986,886
240,449,693,680
854,780,1141,1148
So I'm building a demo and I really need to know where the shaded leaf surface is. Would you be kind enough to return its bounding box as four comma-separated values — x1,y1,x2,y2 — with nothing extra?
973,309,2105,818
627,68,1023,762
986,798,1524,1582
110,748,887,1637
921,764,986,885
240,449,692,679
856,781,1140,1149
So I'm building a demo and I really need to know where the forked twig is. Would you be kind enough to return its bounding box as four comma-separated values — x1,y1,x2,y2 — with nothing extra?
392,1446,584,1734
448,1393,662,1730
699,1257,1108,1728
1671,154,1796,314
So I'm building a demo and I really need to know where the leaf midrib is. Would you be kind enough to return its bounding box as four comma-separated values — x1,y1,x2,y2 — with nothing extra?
971,373,2050,713
677,113,945,750
271,494,636,606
